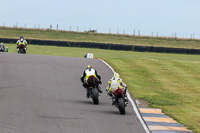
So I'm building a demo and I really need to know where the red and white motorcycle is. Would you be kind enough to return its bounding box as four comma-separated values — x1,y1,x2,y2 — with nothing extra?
112,87,127,114
18,44,26,54
86,76,100,105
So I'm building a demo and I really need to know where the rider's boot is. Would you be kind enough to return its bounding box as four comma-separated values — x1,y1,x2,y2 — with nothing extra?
83,83,90,98
112,98,116,105
97,84,103,93
83,83,87,88
86,90,90,98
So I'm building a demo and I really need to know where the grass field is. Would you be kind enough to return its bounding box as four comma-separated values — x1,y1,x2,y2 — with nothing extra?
1,27,200,49
3,43,200,132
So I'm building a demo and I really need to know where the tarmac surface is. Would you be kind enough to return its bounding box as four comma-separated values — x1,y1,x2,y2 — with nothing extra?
0,53,146,133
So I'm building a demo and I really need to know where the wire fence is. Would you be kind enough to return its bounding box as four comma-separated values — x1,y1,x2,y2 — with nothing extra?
1,22,200,40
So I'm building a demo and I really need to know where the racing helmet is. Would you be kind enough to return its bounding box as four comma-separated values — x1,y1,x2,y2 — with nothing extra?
113,73,120,79
86,65,93,69
20,36,24,42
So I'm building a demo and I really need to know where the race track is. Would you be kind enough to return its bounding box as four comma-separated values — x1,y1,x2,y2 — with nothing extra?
0,53,146,133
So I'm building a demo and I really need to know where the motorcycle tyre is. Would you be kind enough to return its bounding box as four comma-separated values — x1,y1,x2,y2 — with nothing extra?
118,97,126,114
92,88,99,105
19,48,25,54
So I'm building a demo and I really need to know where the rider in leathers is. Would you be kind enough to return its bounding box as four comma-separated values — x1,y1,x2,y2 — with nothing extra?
81,65,102,98
16,36,28,52
106,73,128,105
0,43,5,51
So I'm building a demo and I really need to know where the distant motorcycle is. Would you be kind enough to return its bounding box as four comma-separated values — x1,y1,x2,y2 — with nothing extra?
0,46,4,52
112,88,127,114
18,44,26,54
86,76,100,104
4,47,8,52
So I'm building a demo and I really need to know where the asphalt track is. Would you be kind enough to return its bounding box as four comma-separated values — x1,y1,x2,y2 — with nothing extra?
0,53,146,133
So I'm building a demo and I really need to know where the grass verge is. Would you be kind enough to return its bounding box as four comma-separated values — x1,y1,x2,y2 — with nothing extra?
1,27,200,49
3,43,200,132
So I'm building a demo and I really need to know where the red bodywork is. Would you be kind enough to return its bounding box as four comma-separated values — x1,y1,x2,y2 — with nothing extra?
19,44,26,48
87,75,98,88
113,88,124,96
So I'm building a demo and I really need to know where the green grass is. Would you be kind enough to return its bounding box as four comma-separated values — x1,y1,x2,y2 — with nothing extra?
4,43,200,132
1,27,200,49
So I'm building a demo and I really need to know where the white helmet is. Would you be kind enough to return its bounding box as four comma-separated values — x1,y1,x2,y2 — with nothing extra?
20,36,24,42
114,73,120,78
112,73,120,79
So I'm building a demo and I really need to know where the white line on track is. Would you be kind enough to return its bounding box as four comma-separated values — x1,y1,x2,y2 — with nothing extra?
99,59,150,133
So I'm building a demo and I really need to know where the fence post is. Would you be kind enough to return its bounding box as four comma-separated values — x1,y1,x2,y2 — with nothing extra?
133,30,135,36
57,24,58,30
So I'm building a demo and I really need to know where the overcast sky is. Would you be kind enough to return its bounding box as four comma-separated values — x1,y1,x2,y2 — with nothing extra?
0,0,199,38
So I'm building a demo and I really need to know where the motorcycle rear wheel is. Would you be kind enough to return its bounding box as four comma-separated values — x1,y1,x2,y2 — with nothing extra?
118,97,126,114
92,88,99,105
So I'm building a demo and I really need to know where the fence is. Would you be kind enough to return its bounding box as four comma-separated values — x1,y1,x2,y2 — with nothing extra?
1,22,200,39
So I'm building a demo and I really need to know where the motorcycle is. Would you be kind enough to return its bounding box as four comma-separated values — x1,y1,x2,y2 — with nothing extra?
0,48,4,52
18,44,26,54
86,76,100,104
112,88,127,114
4,47,8,52
0,46,5,52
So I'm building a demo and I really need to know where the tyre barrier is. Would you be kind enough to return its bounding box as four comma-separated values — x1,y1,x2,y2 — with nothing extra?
0,38,199,54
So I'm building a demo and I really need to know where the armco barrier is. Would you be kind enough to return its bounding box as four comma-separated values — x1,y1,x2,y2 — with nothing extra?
134,46,200,54
0,38,199,54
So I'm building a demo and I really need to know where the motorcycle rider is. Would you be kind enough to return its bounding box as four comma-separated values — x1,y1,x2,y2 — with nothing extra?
81,65,103,98
16,36,28,52
0,43,5,51
106,73,128,105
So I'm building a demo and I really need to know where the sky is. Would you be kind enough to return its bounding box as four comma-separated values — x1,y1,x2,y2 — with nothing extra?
0,0,200,38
